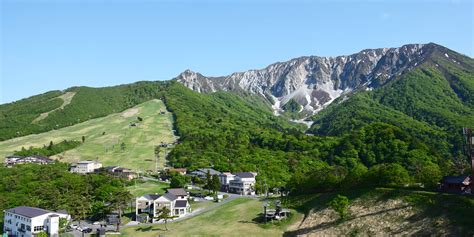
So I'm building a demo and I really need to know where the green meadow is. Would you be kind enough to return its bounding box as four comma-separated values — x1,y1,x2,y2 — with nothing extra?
119,198,300,237
0,99,177,171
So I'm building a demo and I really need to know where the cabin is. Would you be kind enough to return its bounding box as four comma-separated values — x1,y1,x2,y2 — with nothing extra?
439,176,471,194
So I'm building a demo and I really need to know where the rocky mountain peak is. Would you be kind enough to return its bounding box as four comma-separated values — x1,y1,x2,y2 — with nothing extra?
176,43,435,122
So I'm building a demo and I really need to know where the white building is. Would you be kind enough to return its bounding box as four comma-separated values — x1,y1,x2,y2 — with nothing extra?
3,206,70,237
135,188,191,222
218,172,235,192
70,160,102,174
229,172,257,195
4,156,54,167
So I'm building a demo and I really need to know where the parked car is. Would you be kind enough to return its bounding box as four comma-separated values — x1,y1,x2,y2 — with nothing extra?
93,221,101,225
76,227,83,232
82,227,92,233
69,224,78,230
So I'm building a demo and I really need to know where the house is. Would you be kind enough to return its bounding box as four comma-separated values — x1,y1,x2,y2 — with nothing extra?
189,168,221,180
102,166,137,180
218,172,235,192
229,172,257,195
3,206,70,237
135,189,191,222
439,176,471,194
4,156,54,167
70,160,102,174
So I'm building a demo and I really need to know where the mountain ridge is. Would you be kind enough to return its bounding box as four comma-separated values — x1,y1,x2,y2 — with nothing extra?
176,43,462,119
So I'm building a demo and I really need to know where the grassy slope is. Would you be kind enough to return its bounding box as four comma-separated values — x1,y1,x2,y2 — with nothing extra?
127,180,170,197
0,99,176,171
284,188,474,236
120,198,302,237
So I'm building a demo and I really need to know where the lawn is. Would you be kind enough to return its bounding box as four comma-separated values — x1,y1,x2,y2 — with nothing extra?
119,198,302,237
0,99,177,171
127,180,170,197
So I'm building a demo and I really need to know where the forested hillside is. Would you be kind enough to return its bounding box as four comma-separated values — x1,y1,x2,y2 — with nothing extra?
309,47,474,172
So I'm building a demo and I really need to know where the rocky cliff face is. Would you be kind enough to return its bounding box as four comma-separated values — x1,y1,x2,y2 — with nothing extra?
176,43,440,116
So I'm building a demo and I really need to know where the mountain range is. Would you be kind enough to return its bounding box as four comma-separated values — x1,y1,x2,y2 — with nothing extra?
1,42,473,189
176,43,465,121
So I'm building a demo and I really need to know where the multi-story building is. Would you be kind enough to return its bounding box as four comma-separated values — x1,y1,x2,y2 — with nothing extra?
135,188,191,223
3,206,70,237
229,172,257,195
218,172,235,192
69,160,102,174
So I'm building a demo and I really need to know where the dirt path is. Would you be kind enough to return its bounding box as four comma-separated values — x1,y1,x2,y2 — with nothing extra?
32,91,76,123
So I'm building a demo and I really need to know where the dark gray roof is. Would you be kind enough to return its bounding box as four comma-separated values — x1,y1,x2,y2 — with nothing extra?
442,176,470,184
235,172,256,178
175,200,188,208
5,206,54,218
146,194,161,200
191,168,221,176
163,193,177,201
167,188,188,196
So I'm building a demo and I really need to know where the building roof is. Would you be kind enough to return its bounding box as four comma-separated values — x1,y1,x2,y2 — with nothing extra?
104,166,119,171
191,168,221,176
163,193,177,201
167,188,188,196
5,206,60,218
220,172,234,177
175,200,188,208
76,160,101,165
235,172,256,178
142,194,161,200
442,176,470,184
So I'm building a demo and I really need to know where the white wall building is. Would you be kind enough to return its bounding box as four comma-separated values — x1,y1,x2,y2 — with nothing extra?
218,172,235,192
135,188,191,222
229,172,257,195
70,160,102,174
3,206,70,237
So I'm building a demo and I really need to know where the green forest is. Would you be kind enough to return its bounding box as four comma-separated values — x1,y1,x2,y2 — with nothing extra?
13,140,82,157
0,163,132,224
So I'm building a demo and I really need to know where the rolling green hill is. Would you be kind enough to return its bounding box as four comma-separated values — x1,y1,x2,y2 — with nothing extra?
0,99,177,171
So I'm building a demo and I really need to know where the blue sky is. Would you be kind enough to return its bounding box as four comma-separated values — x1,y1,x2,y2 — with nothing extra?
1,0,473,104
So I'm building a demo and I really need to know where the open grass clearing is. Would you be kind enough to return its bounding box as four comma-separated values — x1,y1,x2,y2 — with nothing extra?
127,180,170,197
119,198,302,237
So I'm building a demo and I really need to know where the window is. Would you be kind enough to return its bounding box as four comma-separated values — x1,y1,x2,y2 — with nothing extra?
33,226,44,232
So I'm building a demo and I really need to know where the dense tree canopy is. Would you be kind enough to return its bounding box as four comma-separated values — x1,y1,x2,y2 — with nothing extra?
0,163,131,223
